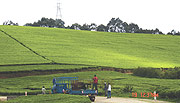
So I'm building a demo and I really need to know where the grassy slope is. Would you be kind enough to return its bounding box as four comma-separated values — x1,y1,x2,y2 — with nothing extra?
0,29,48,65
0,26,180,102
1,26,180,69
7,94,91,103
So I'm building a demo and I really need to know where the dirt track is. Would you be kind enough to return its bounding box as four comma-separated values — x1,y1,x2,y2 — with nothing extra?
0,66,133,79
93,97,170,103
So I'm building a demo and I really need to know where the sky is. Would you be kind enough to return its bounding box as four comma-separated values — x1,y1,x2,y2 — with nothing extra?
0,0,180,33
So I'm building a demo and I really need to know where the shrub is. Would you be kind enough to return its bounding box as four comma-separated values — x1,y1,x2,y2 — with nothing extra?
133,67,161,78
152,86,180,99
133,67,180,79
123,85,133,93
160,89,180,99
163,70,177,79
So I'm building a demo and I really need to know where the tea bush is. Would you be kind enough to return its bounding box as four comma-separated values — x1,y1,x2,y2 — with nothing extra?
133,67,180,79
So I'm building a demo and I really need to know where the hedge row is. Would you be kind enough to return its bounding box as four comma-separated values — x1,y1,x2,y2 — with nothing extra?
154,86,180,99
133,67,180,79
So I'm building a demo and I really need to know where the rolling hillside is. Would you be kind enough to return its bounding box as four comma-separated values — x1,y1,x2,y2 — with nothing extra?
1,25,180,102
0,25,180,69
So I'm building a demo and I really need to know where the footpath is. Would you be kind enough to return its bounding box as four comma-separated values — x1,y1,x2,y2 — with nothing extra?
93,96,170,103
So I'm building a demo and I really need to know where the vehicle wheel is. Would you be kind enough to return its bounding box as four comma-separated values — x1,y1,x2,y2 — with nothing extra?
89,95,95,102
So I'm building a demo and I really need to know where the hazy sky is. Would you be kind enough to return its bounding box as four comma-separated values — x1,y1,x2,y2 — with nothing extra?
0,0,180,33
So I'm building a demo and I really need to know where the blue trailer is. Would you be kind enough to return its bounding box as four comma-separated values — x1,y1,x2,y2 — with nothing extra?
51,77,98,101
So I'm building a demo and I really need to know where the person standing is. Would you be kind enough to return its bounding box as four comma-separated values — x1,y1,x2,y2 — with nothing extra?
53,78,56,85
42,86,46,94
104,82,108,96
107,83,111,99
92,75,98,90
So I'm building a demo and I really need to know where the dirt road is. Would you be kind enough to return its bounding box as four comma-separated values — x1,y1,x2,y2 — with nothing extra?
93,97,170,103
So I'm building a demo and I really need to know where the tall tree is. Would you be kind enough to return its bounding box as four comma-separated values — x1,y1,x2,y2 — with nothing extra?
89,23,97,31
55,19,65,28
128,23,139,33
24,17,65,28
3,20,18,26
81,24,90,30
70,23,81,30
107,18,124,33
97,24,107,32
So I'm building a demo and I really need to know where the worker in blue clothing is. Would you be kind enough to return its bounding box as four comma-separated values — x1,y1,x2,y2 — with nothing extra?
53,78,56,85
104,82,108,96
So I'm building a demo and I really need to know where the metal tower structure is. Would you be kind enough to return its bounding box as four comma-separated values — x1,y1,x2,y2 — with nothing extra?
56,0,62,20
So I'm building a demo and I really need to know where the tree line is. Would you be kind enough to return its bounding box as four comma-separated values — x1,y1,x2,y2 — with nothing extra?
3,17,180,35
24,17,65,28
3,20,19,26
24,17,163,34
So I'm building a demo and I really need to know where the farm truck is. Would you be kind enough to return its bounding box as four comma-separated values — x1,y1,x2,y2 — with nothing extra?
51,77,98,102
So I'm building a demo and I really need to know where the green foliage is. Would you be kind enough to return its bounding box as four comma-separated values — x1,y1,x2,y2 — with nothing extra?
70,23,81,30
97,24,107,32
159,89,180,99
3,20,18,26
7,94,91,103
133,67,180,79
24,17,65,28
133,67,162,78
0,71,180,100
106,18,162,34
107,18,124,32
80,24,90,30
163,70,177,79
167,30,180,36
122,85,133,93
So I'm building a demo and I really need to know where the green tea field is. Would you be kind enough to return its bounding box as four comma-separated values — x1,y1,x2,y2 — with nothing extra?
7,94,91,103
1,25,180,69
0,71,180,102
0,25,180,102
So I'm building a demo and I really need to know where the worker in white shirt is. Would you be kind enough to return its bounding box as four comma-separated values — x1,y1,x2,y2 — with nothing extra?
107,83,111,99
42,86,46,94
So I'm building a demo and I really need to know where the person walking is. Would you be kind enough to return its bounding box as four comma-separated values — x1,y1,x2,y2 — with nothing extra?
42,86,46,94
107,83,111,99
92,75,98,90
